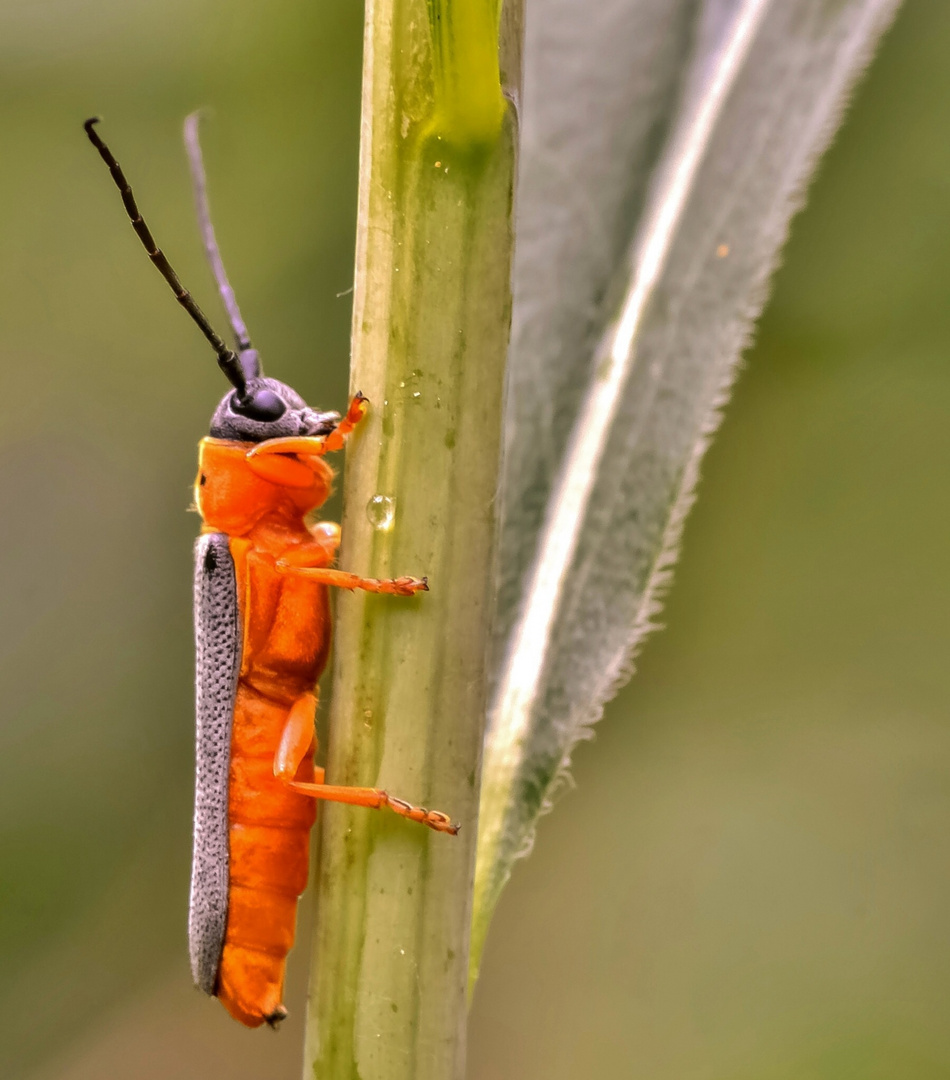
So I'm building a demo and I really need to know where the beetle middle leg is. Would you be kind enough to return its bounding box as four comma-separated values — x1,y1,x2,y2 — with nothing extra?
273,691,458,835
276,527,425,593
277,563,428,596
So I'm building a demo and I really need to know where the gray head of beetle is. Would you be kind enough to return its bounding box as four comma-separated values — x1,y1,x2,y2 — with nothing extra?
209,348,340,443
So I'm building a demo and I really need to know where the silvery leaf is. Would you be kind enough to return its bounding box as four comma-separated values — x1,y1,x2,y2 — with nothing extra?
473,0,902,969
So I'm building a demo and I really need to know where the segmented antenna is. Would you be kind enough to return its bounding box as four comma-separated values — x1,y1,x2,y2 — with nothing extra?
183,113,254,357
83,117,248,401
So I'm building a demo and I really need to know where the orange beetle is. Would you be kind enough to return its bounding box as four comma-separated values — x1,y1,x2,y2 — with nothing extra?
85,117,457,1028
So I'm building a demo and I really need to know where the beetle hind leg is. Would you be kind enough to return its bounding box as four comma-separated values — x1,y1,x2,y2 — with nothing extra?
288,776,459,835
274,691,459,835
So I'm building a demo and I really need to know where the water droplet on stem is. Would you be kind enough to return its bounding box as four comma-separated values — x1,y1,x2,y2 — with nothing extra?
366,494,396,531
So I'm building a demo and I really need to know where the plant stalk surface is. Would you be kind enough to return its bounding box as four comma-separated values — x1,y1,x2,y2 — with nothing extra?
304,1,521,1077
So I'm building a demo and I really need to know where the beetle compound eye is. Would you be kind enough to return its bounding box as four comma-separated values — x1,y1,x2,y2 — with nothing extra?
231,389,287,422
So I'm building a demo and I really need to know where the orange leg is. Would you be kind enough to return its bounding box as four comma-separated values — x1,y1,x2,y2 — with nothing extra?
308,520,341,553
291,778,459,835
245,453,317,488
278,565,428,596
319,392,368,454
277,532,425,594
274,691,319,782
246,393,369,463
277,530,340,573
273,691,459,835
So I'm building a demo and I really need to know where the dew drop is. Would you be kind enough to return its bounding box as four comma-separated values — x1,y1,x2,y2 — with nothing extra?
366,494,395,531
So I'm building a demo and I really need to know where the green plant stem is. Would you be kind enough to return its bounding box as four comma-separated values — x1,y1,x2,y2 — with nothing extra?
303,1,520,1078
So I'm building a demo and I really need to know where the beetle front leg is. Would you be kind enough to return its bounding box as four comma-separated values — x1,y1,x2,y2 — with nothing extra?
319,391,368,454
245,393,369,465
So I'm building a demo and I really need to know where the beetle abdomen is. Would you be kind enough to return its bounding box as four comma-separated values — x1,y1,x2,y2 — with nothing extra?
216,682,317,1026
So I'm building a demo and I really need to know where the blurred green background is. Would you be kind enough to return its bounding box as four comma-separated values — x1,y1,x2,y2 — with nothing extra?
1,0,948,1077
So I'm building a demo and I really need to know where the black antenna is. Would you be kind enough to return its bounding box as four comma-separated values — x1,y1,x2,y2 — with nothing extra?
183,113,256,367
83,117,249,401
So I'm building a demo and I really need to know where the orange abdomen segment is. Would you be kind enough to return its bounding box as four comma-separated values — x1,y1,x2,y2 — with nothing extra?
217,683,317,1027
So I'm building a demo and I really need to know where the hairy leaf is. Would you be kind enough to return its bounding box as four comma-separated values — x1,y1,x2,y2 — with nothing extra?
473,0,902,975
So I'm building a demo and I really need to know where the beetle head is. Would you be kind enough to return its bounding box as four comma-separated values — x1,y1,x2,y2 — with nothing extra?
210,375,340,443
